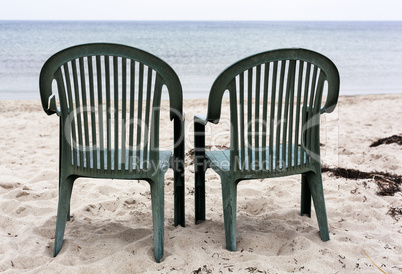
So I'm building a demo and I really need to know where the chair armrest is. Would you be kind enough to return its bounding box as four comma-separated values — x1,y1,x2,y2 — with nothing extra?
194,114,207,153
173,112,185,178
194,114,208,126
41,94,61,116
48,94,61,116
320,94,338,114
40,66,62,116
320,70,340,114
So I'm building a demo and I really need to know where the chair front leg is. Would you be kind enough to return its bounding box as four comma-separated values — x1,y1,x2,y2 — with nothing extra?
221,175,238,251
306,170,330,241
194,116,207,223
149,175,165,263
54,175,76,257
173,114,185,227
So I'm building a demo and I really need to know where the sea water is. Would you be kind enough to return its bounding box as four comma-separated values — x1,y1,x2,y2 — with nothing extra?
0,20,401,100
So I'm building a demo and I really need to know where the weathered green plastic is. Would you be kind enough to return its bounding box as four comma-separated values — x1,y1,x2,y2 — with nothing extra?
39,43,185,263
194,48,340,251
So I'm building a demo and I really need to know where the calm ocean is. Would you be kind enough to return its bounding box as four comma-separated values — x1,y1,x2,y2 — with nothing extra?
1,21,401,100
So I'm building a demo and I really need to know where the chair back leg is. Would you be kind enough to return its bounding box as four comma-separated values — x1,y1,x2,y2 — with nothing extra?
300,173,312,217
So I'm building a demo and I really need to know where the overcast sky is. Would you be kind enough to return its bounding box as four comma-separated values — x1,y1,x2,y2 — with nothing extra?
1,0,402,21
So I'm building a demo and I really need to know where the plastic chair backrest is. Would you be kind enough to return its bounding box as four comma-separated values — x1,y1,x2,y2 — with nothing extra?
39,43,183,173
205,48,339,173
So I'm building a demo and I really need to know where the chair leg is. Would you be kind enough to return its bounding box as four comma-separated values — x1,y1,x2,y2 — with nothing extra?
174,182,185,227
306,171,330,241
58,183,72,221
221,176,237,251
150,176,165,263
54,175,75,257
66,179,76,221
173,115,185,227
194,155,206,223
194,120,206,223
300,173,311,217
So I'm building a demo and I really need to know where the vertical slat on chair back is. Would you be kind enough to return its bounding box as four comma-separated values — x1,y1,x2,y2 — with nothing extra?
229,59,327,173
56,55,162,172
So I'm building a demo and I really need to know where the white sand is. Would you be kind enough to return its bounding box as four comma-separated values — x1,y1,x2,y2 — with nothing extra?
0,95,401,273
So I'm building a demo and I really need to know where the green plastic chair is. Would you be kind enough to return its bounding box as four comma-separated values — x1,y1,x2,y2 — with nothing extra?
39,43,185,262
194,48,340,251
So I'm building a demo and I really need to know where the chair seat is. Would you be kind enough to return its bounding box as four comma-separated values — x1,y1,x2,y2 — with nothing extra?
206,145,307,174
74,149,172,172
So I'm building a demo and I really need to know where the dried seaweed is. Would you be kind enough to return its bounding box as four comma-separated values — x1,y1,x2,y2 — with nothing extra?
192,265,213,274
322,166,401,196
387,206,402,220
370,135,402,147
186,145,230,165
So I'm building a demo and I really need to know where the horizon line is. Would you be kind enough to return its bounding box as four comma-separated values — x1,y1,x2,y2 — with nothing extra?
1,19,402,22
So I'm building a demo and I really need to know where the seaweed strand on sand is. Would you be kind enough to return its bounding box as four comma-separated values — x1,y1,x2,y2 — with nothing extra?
370,135,402,147
322,166,401,196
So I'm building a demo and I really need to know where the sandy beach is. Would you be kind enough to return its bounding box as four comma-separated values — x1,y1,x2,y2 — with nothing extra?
0,94,401,273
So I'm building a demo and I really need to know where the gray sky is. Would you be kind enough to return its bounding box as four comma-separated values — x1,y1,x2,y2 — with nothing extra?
1,0,402,21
